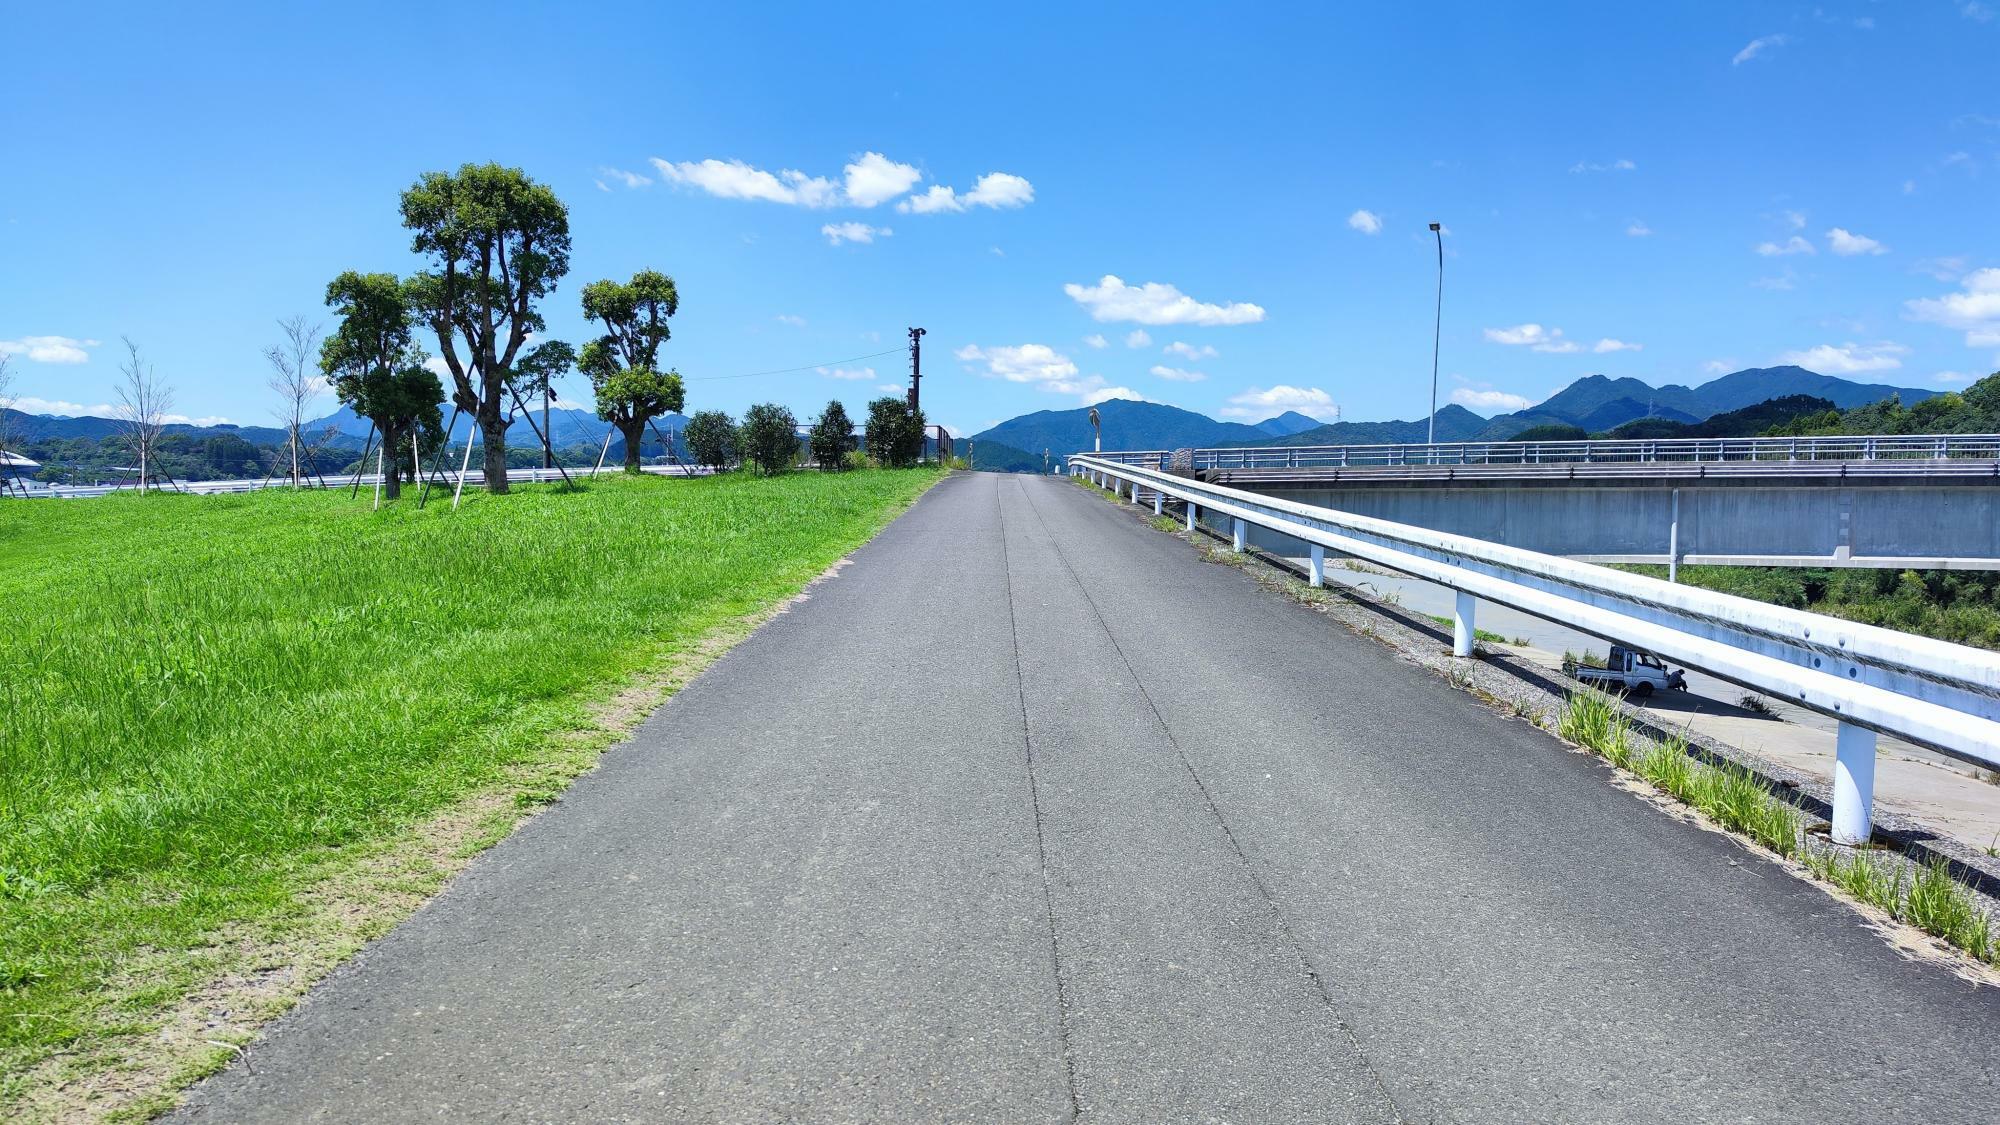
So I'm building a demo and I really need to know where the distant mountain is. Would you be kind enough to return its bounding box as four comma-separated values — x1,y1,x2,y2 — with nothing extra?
1607,394,1838,440
969,399,1272,460
1236,404,1490,447
3,408,297,447
966,438,1045,474
1461,367,1937,440
1253,410,1323,437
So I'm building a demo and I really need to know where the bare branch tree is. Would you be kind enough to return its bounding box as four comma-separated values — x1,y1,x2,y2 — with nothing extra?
264,316,324,485
114,337,174,494
0,352,16,454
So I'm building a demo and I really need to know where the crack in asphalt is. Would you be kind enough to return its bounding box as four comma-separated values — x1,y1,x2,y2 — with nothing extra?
1018,477,1408,1123
996,474,1084,1121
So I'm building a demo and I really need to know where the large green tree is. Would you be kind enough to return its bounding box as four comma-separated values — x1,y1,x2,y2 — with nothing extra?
401,163,571,494
684,409,736,471
739,403,798,476
320,271,440,499
578,270,685,472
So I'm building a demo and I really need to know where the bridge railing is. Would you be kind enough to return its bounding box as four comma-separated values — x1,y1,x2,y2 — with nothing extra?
1068,453,2000,847
1084,433,2000,472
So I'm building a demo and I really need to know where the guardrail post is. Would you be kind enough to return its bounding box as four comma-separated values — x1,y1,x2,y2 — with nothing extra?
1129,480,1142,505
1452,590,1476,657
1668,489,1681,583
1309,544,1325,588
1153,492,1163,515
1186,502,1198,532
1831,723,1878,845
1232,517,1246,552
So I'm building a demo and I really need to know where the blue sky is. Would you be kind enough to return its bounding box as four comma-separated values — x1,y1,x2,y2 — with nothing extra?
3,1,1998,439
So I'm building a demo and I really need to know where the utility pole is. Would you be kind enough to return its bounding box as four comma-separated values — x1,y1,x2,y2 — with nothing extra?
906,327,926,413
1428,222,1444,452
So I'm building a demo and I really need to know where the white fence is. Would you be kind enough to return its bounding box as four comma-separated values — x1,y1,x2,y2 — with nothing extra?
1069,454,2000,847
1088,433,2000,472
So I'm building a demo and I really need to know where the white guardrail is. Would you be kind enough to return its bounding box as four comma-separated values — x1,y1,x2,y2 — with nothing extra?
1089,433,2000,471
1069,454,2000,846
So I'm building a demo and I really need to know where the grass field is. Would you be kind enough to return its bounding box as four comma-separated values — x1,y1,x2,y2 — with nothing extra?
0,469,938,1116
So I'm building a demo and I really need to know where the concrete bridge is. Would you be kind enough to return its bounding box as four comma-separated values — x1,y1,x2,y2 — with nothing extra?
1087,434,2000,569
174,473,1999,1123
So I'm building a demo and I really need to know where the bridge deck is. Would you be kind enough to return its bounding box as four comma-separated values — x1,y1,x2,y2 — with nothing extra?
175,472,1999,1123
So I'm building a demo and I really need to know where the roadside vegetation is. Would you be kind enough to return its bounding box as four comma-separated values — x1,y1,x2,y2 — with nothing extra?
1621,563,2000,650
1556,690,1998,967
0,469,938,1112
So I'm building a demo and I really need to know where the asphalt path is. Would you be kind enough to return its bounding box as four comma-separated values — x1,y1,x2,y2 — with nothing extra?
176,471,2000,1123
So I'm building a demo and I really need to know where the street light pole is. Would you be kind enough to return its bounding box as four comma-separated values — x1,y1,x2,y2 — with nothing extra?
1427,222,1444,452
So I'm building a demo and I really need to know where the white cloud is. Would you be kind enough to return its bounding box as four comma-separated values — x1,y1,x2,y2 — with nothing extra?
990,246,1005,257
1914,256,1968,282
12,395,116,416
423,356,453,377
1124,329,1152,348
1450,388,1535,412
1149,365,1207,382
1753,271,1798,291
1733,33,1790,65
1625,221,1653,237
1083,386,1143,406
598,166,651,189
1082,334,1108,349
842,152,921,207
1826,227,1887,256
650,157,839,207
1569,158,1636,173
0,335,100,364
895,171,1035,214
897,185,961,214
1483,323,1580,353
1756,236,1815,256
965,172,1034,209
1904,179,1918,195
1964,2,1995,22
1220,385,1339,421
1347,209,1383,234
1933,371,1976,384
775,314,807,327
1702,359,1736,374
953,341,1138,405
822,222,890,245
876,383,903,393
1592,338,1643,353
1905,267,2000,346
1783,209,1808,230
1775,341,1910,374
817,366,876,380
1163,341,1218,361
1065,274,1267,326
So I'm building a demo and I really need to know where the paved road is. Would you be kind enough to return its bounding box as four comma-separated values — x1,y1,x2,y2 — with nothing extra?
177,472,2000,1123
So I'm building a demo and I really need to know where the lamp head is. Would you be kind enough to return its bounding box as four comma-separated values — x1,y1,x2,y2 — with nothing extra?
1428,222,1442,232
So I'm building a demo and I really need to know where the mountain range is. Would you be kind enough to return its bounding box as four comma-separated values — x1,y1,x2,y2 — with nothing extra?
968,366,1938,459
6,366,1942,472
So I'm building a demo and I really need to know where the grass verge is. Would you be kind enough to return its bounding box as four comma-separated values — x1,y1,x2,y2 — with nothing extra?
1557,690,1998,967
0,469,939,1119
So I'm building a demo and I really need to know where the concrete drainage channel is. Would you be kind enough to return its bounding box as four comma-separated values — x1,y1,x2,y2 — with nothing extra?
1081,479,2000,974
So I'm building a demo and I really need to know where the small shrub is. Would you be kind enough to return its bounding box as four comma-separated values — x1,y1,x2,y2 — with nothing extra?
843,450,872,471
1738,694,1775,715
864,396,926,467
684,409,737,471
739,402,799,476
1559,691,1631,767
808,400,853,471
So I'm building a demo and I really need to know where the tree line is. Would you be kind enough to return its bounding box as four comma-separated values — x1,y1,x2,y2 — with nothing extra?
1,162,932,494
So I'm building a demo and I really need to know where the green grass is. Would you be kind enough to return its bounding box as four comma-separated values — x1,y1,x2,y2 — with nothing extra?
0,469,937,1108
1423,614,1509,646
1558,693,1998,965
